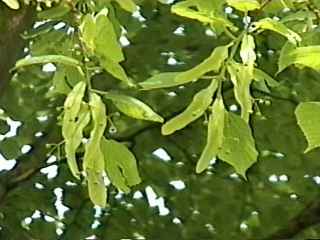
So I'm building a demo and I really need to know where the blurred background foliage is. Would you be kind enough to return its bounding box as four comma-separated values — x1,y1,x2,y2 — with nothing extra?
0,0,320,239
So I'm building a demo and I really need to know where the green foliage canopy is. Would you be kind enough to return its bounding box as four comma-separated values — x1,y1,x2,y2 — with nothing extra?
1,0,320,239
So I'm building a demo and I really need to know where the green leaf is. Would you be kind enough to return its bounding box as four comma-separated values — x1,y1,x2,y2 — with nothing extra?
37,3,71,19
254,68,279,87
196,96,225,173
82,94,107,207
140,44,231,90
240,34,256,69
175,43,232,83
295,102,320,152
95,9,124,63
14,55,81,70
139,72,181,90
227,63,253,122
162,80,218,135
52,68,71,95
114,0,137,12
226,0,260,12
87,169,107,207
250,18,301,44
103,93,164,122
63,104,91,179
83,93,107,172
171,0,237,31
2,0,19,9
99,56,133,86
80,14,96,52
218,112,258,178
281,10,315,23
101,138,141,193
278,45,320,73
62,82,87,178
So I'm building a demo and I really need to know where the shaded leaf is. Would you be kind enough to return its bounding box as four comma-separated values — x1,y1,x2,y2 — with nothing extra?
250,18,301,44
103,92,163,122
14,55,81,69
37,3,71,19
114,0,137,12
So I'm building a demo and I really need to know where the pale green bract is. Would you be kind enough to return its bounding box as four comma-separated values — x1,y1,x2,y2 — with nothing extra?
227,62,253,122
83,93,107,207
175,43,232,83
196,96,225,173
295,102,320,153
140,44,231,90
240,34,256,72
218,112,258,179
101,138,141,193
103,93,164,123
226,0,260,12
162,80,218,135
62,82,87,178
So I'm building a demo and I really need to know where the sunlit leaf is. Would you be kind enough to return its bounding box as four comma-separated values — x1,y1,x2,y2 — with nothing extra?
196,96,225,173
175,43,232,83
250,18,301,44
103,92,163,122
139,72,181,90
2,0,19,9
101,138,141,193
226,0,260,12
141,44,231,90
62,82,87,178
87,169,107,207
95,8,124,63
240,34,256,70
278,45,320,73
295,102,320,152
83,93,107,172
162,80,218,135
218,112,258,178
172,0,237,31
80,14,96,52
